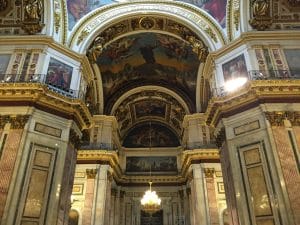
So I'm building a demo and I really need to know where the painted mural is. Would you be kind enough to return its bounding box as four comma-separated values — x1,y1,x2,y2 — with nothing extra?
126,156,177,173
46,57,73,90
222,54,248,81
123,123,180,148
178,0,227,28
284,49,300,78
134,100,166,119
67,0,227,30
99,33,200,106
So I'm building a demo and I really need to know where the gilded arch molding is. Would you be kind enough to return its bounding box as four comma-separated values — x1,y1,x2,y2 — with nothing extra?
67,1,227,53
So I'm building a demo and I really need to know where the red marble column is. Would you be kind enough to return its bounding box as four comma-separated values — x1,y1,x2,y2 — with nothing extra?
272,127,300,225
204,169,219,225
82,169,97,225
0,115,28,218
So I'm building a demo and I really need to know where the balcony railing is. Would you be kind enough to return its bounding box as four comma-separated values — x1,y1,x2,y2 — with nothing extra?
213,70,300,97
0,73,85,100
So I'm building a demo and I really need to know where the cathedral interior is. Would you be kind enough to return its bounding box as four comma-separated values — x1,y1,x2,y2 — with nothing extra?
0,0,300,225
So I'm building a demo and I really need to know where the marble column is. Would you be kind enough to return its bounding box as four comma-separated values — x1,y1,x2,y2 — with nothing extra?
93,164,111,225
82,169,97,225
190,164,209,225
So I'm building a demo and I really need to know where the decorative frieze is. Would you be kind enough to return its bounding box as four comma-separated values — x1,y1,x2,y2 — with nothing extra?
0,115,29,129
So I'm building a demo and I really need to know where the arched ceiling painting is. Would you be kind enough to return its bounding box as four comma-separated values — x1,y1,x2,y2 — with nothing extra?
66,0,227,31
98,32,200,113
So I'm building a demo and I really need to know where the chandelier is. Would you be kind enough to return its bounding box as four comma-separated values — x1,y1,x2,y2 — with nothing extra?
140,122,161,214
141,181,161,214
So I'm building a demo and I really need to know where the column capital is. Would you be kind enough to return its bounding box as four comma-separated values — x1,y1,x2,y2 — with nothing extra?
86,168,97,179
204,168,215,178
10,115,30,129
265,111,300,126
0,115,10,129
215,127,226,148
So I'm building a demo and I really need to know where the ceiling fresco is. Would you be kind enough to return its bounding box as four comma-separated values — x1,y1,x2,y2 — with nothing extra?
98,32,200,111
113,89,187,138
66,0,227,31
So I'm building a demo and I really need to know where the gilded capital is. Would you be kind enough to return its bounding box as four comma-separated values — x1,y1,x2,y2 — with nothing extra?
204,168,215,178
0,115,10,129
86,168,97,179
10,115,30,129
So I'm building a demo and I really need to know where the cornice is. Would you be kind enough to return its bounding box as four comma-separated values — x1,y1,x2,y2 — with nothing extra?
76,149,219,185
0,83,92,130
205,80,300,127
181,149,219,178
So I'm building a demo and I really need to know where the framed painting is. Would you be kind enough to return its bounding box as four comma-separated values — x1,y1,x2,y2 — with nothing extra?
222,54,248,81
284,49,300,78
46,57,73,90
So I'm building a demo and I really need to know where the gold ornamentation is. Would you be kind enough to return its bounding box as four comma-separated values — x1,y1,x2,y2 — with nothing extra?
204,27,217,43
86,168,97,179
87,36,105,63
22,0,44,34
249,0,272,31
0,115,10,129
265,111,300,126
233,10,240,30
187,36,208,62
139,17,156,29
204,168,215,178
10,115,30,129
54,11,60,34
77,28,90,45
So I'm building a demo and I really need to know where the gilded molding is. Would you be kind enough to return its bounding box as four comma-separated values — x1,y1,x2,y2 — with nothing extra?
0,83,92,130
205,79,300,127
86,168,97,179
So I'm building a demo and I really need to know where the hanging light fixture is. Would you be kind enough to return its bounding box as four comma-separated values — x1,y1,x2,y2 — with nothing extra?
140,122,161,214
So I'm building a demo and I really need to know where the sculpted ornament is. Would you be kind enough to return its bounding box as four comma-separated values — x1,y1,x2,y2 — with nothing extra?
22,0,44,34
249,0,272,31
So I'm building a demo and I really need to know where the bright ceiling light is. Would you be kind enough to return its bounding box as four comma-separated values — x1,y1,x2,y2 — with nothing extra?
141,181,161,214
224,77,248,92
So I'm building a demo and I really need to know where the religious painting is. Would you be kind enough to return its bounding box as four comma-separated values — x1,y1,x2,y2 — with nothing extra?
99,33,200,109
178,0,227,28
123,123,180,148
284,49,300,78
134,100,166,119
46,57,73,90
126,156,177,173
0,54,11,80
222,54,248,81
67,0,117,30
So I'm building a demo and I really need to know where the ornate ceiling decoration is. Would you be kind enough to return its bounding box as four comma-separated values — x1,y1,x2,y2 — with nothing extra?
113,90,187,139
87,16,208,63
